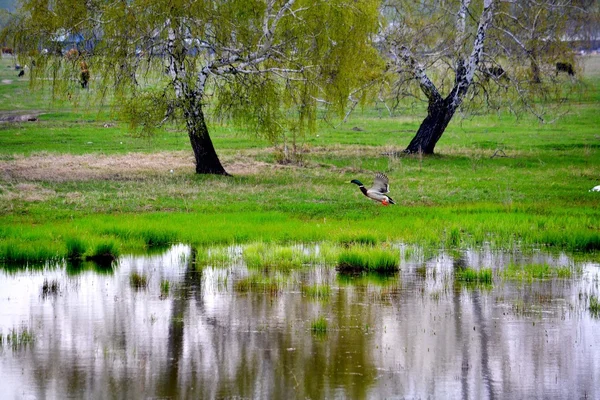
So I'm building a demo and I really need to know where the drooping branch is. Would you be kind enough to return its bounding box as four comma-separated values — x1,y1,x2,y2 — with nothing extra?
194,0,297,95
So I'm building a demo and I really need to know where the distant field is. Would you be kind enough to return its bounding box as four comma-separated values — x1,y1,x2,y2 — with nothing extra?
0,52,598,262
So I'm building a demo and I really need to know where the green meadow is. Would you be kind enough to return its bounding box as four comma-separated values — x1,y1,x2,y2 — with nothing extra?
0,55,599,263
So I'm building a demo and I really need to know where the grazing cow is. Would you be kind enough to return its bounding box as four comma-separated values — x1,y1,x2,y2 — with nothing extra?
18,69,24,77
80,60,90,89
556,62,574,76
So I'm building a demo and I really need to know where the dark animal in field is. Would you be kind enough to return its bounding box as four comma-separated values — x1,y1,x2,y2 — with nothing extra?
350,172,396,206
80,60,90,89
18,69,24,77
556,62,574,76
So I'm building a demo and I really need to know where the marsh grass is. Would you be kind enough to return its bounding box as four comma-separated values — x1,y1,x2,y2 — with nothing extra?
455,268,493,286
66,238,86,260
501,263,578,281
337,246,399,273
302,284,331,300
140,230,177,247
130,272,148,290
235,274,284,294
0,241,58,265
160,279,170,297
339,234,378,247
310,316,328,334
0,326,34,350
589,295,600,317
85,242,119,265
196,246,239,267
243,243,303,271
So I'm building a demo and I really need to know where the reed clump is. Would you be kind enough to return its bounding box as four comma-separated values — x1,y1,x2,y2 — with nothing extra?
337,246,399,273
310,316,328,334
130,272,148,290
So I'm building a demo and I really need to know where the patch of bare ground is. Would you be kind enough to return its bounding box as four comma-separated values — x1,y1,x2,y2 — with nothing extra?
0,151,283,182
0,111,42,122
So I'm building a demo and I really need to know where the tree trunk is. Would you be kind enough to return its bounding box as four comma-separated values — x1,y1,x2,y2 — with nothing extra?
405,99,457,154
184,102,229,175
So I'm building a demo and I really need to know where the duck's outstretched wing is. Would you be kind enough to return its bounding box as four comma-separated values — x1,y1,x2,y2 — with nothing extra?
370,172,390,194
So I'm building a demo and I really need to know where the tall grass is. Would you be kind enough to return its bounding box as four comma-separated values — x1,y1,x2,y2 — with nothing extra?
235,274,284,294
455,268,493,285
310,317,328,334
243,243,303,271
66,238,86,259
302,284,332,300
337,246,399,273
500,263,578,281
85,241,119,265
590,295,600,318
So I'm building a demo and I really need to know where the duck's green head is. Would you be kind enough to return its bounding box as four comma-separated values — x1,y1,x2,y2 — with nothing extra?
350,179,363,186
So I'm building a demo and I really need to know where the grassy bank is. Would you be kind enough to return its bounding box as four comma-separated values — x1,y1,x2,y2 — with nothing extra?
0,55,599,263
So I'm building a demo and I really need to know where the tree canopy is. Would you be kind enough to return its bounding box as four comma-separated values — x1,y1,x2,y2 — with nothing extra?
4,0,381,174
380,0,594,154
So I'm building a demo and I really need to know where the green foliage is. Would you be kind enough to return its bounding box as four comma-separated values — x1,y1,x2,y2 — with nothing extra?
3,0,382,161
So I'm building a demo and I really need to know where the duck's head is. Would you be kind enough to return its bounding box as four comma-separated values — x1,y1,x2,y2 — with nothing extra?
350,179,363,186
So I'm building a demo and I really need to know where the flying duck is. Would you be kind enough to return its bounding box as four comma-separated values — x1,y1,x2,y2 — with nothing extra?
351,172,396,206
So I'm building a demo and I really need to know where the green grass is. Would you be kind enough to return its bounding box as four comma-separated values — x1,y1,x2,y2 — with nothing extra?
234,274,284,294
337,246,399,272
302,284,332,300
66,237,86,259
455,267,493,285
500,263,578,281
0,57,599,260
160,279,170,297
243,243,303,271
85,242,119,265
310,316,328,334
0,326,35,350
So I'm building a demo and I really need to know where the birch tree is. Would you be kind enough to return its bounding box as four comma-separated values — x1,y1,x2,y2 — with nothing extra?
5,0,380,174
381,0,589,155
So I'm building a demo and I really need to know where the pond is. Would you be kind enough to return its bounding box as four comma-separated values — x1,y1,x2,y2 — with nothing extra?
1,244,599,399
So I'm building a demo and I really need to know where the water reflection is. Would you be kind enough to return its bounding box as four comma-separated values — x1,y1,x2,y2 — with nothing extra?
0,244,599,399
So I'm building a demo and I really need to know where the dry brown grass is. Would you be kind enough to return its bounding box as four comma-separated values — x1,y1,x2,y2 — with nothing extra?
0,151,285,182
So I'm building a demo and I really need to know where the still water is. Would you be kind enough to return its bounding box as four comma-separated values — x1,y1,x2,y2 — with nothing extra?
1,244,599,399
